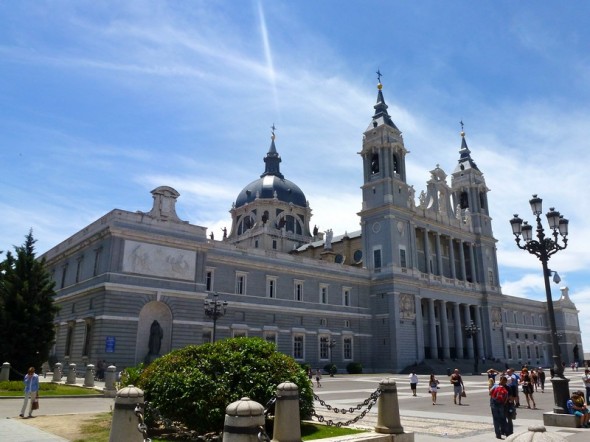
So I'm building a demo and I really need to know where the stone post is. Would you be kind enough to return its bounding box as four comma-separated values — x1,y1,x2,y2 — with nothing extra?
104,365,117,397
0,363,10,381
52,363,62,381
375,378,414,441
272,382,301,442
109,385,144,442
505,425,567,441
223,397,265,442
84,364,95,388
66,363,77,384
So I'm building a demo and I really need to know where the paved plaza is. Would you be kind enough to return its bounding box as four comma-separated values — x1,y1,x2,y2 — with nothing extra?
0,373,589,440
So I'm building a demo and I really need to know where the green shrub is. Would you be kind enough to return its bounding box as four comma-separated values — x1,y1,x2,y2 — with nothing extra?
346,362,363,374
137,337,313,434
0,381,58,392
323,364,337,375
120,362,145,387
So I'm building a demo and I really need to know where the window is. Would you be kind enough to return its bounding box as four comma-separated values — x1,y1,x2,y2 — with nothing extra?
293,335,304,360
75,257,84,283
535,346,540,358
233,327,248,338
370,152,380,174
82,320,92,357
488,270,494,286
320,318,327,326
235,272,247,295
206,269,214,292
343,336,353,360
399,248,407,268
320,285,328,304
344,319,350,328
319,336,330,360
267,277,277,298
61,264,68,288
272,240,277,250
264,332,277,345
342,288,351,306
93,247,102,277
526,346,531,359
507,345,512,359
515,333,519,339
517,345,522,359
373,249,382,269
65,322,74,356
202,330,212,344
294,280,303,301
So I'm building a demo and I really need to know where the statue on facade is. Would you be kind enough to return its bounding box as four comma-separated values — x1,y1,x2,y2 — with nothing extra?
148,320,163,355
324,229,333,250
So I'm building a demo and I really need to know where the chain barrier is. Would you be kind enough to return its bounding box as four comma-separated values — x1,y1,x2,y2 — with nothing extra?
312,388,381,427
134,403,152,442
257,424,271,442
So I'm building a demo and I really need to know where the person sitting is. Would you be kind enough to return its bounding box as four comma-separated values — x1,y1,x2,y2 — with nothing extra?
566,391,590,428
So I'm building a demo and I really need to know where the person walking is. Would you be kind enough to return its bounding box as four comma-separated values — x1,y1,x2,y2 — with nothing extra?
489,376,510,439
520,368,536,409
429,373,440,405
582,368,590,405
450,368,464,405
538,367,546,393
19,367,39,418
315,369,322,388
409,372,419,396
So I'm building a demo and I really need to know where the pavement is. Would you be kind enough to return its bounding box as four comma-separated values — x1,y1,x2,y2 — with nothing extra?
0,372,588,441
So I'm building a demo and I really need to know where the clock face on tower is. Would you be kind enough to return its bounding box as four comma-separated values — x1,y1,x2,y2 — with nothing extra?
372,221,381,233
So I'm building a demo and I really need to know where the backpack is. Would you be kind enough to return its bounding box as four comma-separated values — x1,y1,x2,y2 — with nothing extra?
491,386,508,404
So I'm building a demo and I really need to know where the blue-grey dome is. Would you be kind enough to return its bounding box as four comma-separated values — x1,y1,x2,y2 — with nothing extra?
235,175,307,208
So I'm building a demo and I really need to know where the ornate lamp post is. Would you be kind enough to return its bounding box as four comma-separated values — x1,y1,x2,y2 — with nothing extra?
509,194,570,413
204,293,228,343
464,320,480,375
328,339,336,376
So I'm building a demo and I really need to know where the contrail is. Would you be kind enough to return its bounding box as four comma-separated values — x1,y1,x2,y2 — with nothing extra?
257,0,280,117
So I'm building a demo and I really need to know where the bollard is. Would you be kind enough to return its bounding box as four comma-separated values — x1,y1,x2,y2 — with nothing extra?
109,385,144,442
52,363,62,381
223,397,265,442
505,425,567,441
104,365,117,397
272,382,301,442
0,363,10,381
84,364,95,387
375,378,405,435
66,363,77,384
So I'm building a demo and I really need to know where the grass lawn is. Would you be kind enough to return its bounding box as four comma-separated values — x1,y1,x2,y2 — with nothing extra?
63,412,368,441
0,381,101,397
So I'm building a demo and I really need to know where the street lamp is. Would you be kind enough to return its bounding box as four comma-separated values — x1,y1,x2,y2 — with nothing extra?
509,194,570,413
464,320,480,375
328,339,336,377
204,293,228,343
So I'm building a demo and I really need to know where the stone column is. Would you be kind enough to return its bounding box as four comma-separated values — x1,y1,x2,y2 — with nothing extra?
109,385,144,442
414,295,425,362
469,244,477,283
435,233,443,276
459,240,467,281
423,229,430,274
464,305,474,359
272,382,301,442
449,237,456,279
454,303,463,359
440,301,450,359
223,397,265,442
475,307,485,360
428,298,438,359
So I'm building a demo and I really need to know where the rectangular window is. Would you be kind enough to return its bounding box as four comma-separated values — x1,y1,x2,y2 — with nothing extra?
344,319,350,328
202,330,212,344
373,249,382,269
342,288,350,306
320,285,328,304
267,277,277,298
93,247,102,277
82,321,92,357
272,240,277,250
535,346,540,358
294,280,303,301
265,332,277,345
206,269,214,292
235,272,247,295
526,346,531,359
75,257,83,283
233,330,248,338
507,345,512,359
517,345,522,359
65,323,74,356
61,264,68,288
319,336,330,360
293,335,304,360
343,336,353,360
488,269,494,285
399,248,407,268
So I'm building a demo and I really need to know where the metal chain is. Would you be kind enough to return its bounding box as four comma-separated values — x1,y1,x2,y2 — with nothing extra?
134,403,152,442
312,388,381,427
257,425,271,442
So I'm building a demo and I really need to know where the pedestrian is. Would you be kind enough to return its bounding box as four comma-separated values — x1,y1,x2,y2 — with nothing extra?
505,368,519,407
520,368,536,409
450,368,464,405
315,369,322,388
409,372,418,396
429,373,440,405
531,369,538,392
307,368,313,381
583,369,590,405
19,367,39,418
538,367,546,393
487,368,499,390
489,376,511,439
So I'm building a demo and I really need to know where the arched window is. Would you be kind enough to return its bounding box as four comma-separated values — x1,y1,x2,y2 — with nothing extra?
370,153,380,174
460,191,469,209
392,153,399,174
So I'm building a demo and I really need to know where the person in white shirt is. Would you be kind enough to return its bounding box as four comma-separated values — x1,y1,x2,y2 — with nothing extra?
409,372,419,396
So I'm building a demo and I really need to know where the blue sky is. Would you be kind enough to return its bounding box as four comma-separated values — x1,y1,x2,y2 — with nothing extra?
1,1,588,352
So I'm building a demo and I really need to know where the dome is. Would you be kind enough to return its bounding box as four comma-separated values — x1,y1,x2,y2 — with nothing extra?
235,175,307,208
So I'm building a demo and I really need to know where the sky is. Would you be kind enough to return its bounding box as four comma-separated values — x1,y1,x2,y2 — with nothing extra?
1,1,588,352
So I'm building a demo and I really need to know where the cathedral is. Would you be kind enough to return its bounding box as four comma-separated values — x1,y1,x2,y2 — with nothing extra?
42,78,583,373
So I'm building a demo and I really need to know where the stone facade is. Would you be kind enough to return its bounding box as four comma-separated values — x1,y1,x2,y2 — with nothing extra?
42,81,583,373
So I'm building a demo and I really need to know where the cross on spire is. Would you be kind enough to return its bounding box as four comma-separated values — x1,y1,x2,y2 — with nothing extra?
271,123,276,140
376,69,383,83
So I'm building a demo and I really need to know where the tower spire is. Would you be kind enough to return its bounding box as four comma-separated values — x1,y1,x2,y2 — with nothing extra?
369,70,398,130
456,122,479,171
261,123,284,178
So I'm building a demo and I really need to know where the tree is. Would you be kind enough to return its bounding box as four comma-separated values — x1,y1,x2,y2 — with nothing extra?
0,230,59,379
